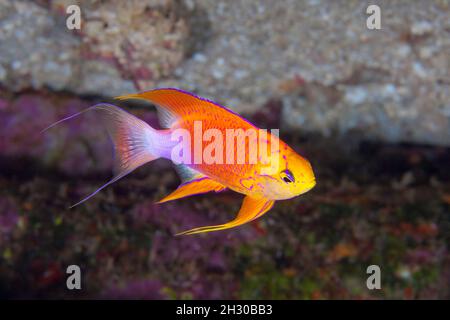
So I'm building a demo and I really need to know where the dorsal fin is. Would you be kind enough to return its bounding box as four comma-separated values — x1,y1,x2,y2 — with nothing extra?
115,88,238,129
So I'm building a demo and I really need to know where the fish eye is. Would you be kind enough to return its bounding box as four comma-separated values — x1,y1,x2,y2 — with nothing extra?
280,169,295,184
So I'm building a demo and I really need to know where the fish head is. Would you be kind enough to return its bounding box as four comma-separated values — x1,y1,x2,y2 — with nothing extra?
258,144,316,200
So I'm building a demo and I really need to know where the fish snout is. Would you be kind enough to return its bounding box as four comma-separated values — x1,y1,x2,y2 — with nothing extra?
307,177,316,187
299,177,316,194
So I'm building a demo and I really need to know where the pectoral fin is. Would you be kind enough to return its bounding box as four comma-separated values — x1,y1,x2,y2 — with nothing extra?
157,177,226,204
176,196,275,236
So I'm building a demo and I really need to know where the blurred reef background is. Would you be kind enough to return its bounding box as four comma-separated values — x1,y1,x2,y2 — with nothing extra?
0,0,449,299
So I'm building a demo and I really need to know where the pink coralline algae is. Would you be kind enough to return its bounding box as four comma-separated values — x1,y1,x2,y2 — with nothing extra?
78,0,190,91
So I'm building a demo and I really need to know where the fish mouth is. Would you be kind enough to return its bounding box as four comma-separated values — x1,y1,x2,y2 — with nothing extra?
306,178,317,190
298,179,316,195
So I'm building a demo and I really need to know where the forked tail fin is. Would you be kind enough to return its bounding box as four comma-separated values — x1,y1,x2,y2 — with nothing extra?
43,103,160,207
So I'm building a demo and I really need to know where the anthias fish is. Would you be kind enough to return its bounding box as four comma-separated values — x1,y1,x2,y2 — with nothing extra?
45,88,316,235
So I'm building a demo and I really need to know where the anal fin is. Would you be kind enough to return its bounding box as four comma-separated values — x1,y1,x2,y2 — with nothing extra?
176,196,275,235
157,177,226,204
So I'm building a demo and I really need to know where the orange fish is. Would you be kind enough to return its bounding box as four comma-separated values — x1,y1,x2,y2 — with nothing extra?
44,88,316,235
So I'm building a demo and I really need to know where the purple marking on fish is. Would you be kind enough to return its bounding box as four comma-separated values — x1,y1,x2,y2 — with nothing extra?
239,177,254,190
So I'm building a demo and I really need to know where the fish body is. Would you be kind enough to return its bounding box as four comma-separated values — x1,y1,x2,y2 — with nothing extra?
45,88,316,235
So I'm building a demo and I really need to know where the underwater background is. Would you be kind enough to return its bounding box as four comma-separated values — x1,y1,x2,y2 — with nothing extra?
0,0,449,299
